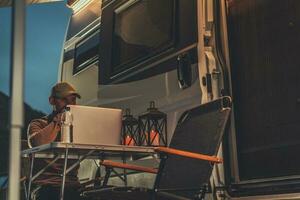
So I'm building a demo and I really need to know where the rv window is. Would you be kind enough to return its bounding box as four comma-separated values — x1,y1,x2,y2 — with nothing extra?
111,0,175,75
73,29,100,75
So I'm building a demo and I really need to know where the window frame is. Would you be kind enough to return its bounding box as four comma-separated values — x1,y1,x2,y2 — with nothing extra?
73,28,100,75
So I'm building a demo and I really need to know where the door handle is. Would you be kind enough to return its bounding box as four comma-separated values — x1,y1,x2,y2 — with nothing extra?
177,53,192,89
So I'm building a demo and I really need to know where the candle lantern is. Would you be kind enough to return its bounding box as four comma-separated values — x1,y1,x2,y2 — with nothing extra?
121,109,139,146
138,101,167,146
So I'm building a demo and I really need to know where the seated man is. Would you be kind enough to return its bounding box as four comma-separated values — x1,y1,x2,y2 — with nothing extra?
28,82,81,200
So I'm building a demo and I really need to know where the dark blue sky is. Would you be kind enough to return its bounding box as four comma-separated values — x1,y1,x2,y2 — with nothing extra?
0,1,72,113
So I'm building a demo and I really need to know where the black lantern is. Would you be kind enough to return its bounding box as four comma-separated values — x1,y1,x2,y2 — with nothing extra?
138,101,167,146
121,109,139,145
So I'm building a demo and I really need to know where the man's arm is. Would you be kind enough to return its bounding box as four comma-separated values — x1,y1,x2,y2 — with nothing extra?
28,115,61,147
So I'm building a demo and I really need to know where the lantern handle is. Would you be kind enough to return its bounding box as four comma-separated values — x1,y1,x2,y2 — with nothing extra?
125,108,131,116
150,101,155,109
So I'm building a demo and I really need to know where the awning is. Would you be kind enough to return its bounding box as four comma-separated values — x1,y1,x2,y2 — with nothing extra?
0,0,63,7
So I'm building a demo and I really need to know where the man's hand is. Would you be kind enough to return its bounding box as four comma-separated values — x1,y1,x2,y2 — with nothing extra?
53,112,63,126
53,113,63,132
53,113,63,136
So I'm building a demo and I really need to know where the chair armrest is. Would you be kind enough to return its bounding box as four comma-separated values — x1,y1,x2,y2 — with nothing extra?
155,147,223,163
100,160,158,174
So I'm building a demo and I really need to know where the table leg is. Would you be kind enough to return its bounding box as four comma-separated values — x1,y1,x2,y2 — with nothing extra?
27,153,35,200
66,150,95,174
23,178,28,200
122,155,127,187
31,155,60,182
60,148,69,200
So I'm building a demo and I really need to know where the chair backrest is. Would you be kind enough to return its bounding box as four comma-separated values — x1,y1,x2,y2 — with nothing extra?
156,97,231,198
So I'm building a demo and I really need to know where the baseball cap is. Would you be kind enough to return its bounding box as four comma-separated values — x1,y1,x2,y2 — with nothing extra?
50,82,81,99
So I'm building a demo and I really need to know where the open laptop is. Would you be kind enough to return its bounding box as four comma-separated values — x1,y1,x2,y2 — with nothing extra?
66,105,122,145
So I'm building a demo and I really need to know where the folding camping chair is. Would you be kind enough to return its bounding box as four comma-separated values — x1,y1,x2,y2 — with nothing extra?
83,96,231,200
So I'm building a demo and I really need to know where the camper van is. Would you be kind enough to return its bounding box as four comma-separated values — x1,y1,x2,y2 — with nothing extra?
60,0,300,199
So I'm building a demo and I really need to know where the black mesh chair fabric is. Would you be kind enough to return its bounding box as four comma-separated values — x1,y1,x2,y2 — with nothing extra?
157,98,231,198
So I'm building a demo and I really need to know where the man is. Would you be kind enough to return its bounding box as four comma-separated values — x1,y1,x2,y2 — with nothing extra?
27,82,81,200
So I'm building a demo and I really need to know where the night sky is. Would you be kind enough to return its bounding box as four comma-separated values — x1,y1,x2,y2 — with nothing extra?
0,1,71,113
